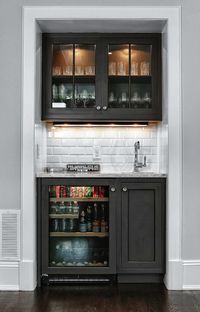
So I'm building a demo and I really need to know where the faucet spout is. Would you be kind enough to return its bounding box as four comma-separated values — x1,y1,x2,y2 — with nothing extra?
134,141,147,172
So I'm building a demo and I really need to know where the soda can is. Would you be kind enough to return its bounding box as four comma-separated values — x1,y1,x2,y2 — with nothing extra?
55,186,60,198
49,186,56,197
99,186,105,198
93,186,99,198
60,185,67,197
85,186,92,197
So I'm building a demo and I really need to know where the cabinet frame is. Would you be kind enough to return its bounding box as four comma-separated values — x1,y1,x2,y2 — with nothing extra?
42,33,162,122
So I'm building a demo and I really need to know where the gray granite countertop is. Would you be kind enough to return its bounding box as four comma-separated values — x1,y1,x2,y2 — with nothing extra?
36,172,167,178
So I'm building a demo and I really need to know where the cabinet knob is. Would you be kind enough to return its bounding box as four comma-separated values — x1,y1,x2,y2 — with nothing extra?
122,187,127,192
96,106,101,111
110,186,116,192
102,106,108,111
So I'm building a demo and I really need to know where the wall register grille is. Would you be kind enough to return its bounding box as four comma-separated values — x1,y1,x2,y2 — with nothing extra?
0,210,20,260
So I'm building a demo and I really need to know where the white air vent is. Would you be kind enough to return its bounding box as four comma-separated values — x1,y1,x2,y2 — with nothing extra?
0,210,20,260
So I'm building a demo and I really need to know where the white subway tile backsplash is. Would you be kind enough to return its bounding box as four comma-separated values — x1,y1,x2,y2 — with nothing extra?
46,124,160,172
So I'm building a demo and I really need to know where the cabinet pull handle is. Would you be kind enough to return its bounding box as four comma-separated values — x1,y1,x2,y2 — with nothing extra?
122,187,127,192
102,106,108,111
110,186,116,192
96,106,101,111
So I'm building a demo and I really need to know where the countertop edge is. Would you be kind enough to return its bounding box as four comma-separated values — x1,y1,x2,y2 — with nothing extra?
36,172,167,178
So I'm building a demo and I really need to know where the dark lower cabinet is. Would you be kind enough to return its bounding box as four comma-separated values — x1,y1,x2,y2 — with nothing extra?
117,179,166,283
37,177,165,285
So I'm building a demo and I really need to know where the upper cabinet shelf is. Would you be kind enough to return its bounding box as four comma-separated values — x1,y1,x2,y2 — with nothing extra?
42,33,162,122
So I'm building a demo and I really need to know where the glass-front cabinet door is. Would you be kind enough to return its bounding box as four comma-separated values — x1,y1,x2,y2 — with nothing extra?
40,179,116,276
51,44,96,110
106,41,158,119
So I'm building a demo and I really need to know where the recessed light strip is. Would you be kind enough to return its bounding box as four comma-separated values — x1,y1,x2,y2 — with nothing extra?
52,122,149,128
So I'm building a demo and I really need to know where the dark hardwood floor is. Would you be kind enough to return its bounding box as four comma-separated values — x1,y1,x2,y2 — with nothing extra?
0,284,200,312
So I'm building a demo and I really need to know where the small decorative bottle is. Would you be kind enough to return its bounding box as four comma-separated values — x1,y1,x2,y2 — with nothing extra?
86,205,92,232
79,209,87,232
92,203,100,232
100,204,108,232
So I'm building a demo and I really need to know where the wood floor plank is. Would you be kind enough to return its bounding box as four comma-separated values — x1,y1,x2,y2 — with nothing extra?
0,285,200,312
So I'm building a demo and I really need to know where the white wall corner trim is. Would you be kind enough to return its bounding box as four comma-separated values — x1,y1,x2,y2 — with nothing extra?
22,6,182,290
0,262,19,290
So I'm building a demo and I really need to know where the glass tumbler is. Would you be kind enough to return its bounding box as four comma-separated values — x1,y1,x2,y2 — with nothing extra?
109,62,117,75
140,62,150,76
117,62,126,75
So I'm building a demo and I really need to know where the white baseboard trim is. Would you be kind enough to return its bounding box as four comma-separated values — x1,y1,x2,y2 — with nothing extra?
19,260,37,290
164,260,183,290
0,284,19,291
0,261,19,290
183,260,200,290
164,259,200,290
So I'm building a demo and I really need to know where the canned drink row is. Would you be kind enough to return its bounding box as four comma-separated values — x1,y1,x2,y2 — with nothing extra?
50,201,79,215
49,186,106,198
50,218,78,232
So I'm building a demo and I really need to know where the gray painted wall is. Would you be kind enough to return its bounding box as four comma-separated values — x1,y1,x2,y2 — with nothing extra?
0,0,199,260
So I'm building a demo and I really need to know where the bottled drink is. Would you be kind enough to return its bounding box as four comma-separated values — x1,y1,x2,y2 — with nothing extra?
86,205,92,232
59,202,66,214
100,204,108,232
61,219,68,232
51,219,60,232
72,202,79,216
92,203,100,232
79,209,87,232
50,201,58,214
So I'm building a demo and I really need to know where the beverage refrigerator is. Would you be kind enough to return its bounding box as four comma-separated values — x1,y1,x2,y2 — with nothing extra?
37,178,117,286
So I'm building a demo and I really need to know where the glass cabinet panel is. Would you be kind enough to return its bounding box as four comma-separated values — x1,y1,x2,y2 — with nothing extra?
51,44,96,110
52,45,73,109
108,44,129,108
48,185,109,267
131,45,152,109
74,44,96,108
108,43,152,110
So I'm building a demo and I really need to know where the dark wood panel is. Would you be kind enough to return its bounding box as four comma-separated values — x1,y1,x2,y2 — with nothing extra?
1,285,200,312
119,180,165,274
128,189,155,262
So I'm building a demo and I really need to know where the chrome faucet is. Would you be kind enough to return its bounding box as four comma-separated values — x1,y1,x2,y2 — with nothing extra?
134,141,147,172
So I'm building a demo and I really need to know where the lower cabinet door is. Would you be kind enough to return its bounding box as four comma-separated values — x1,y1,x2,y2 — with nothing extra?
118,181,165,274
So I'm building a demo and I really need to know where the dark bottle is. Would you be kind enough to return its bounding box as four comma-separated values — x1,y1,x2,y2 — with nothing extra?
92,203,100,232
61,218,68,232
86,205,92,232
51,219,60,232
100,204,108,232
79,209,87,232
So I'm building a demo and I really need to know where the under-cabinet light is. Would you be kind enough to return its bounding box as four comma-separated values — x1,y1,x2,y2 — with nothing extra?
52,122,148,127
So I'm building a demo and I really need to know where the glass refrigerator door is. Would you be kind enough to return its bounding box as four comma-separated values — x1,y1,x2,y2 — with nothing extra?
48,185,109,267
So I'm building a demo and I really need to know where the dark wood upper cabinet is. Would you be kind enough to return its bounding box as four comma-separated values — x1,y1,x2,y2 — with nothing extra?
42,33,162,122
